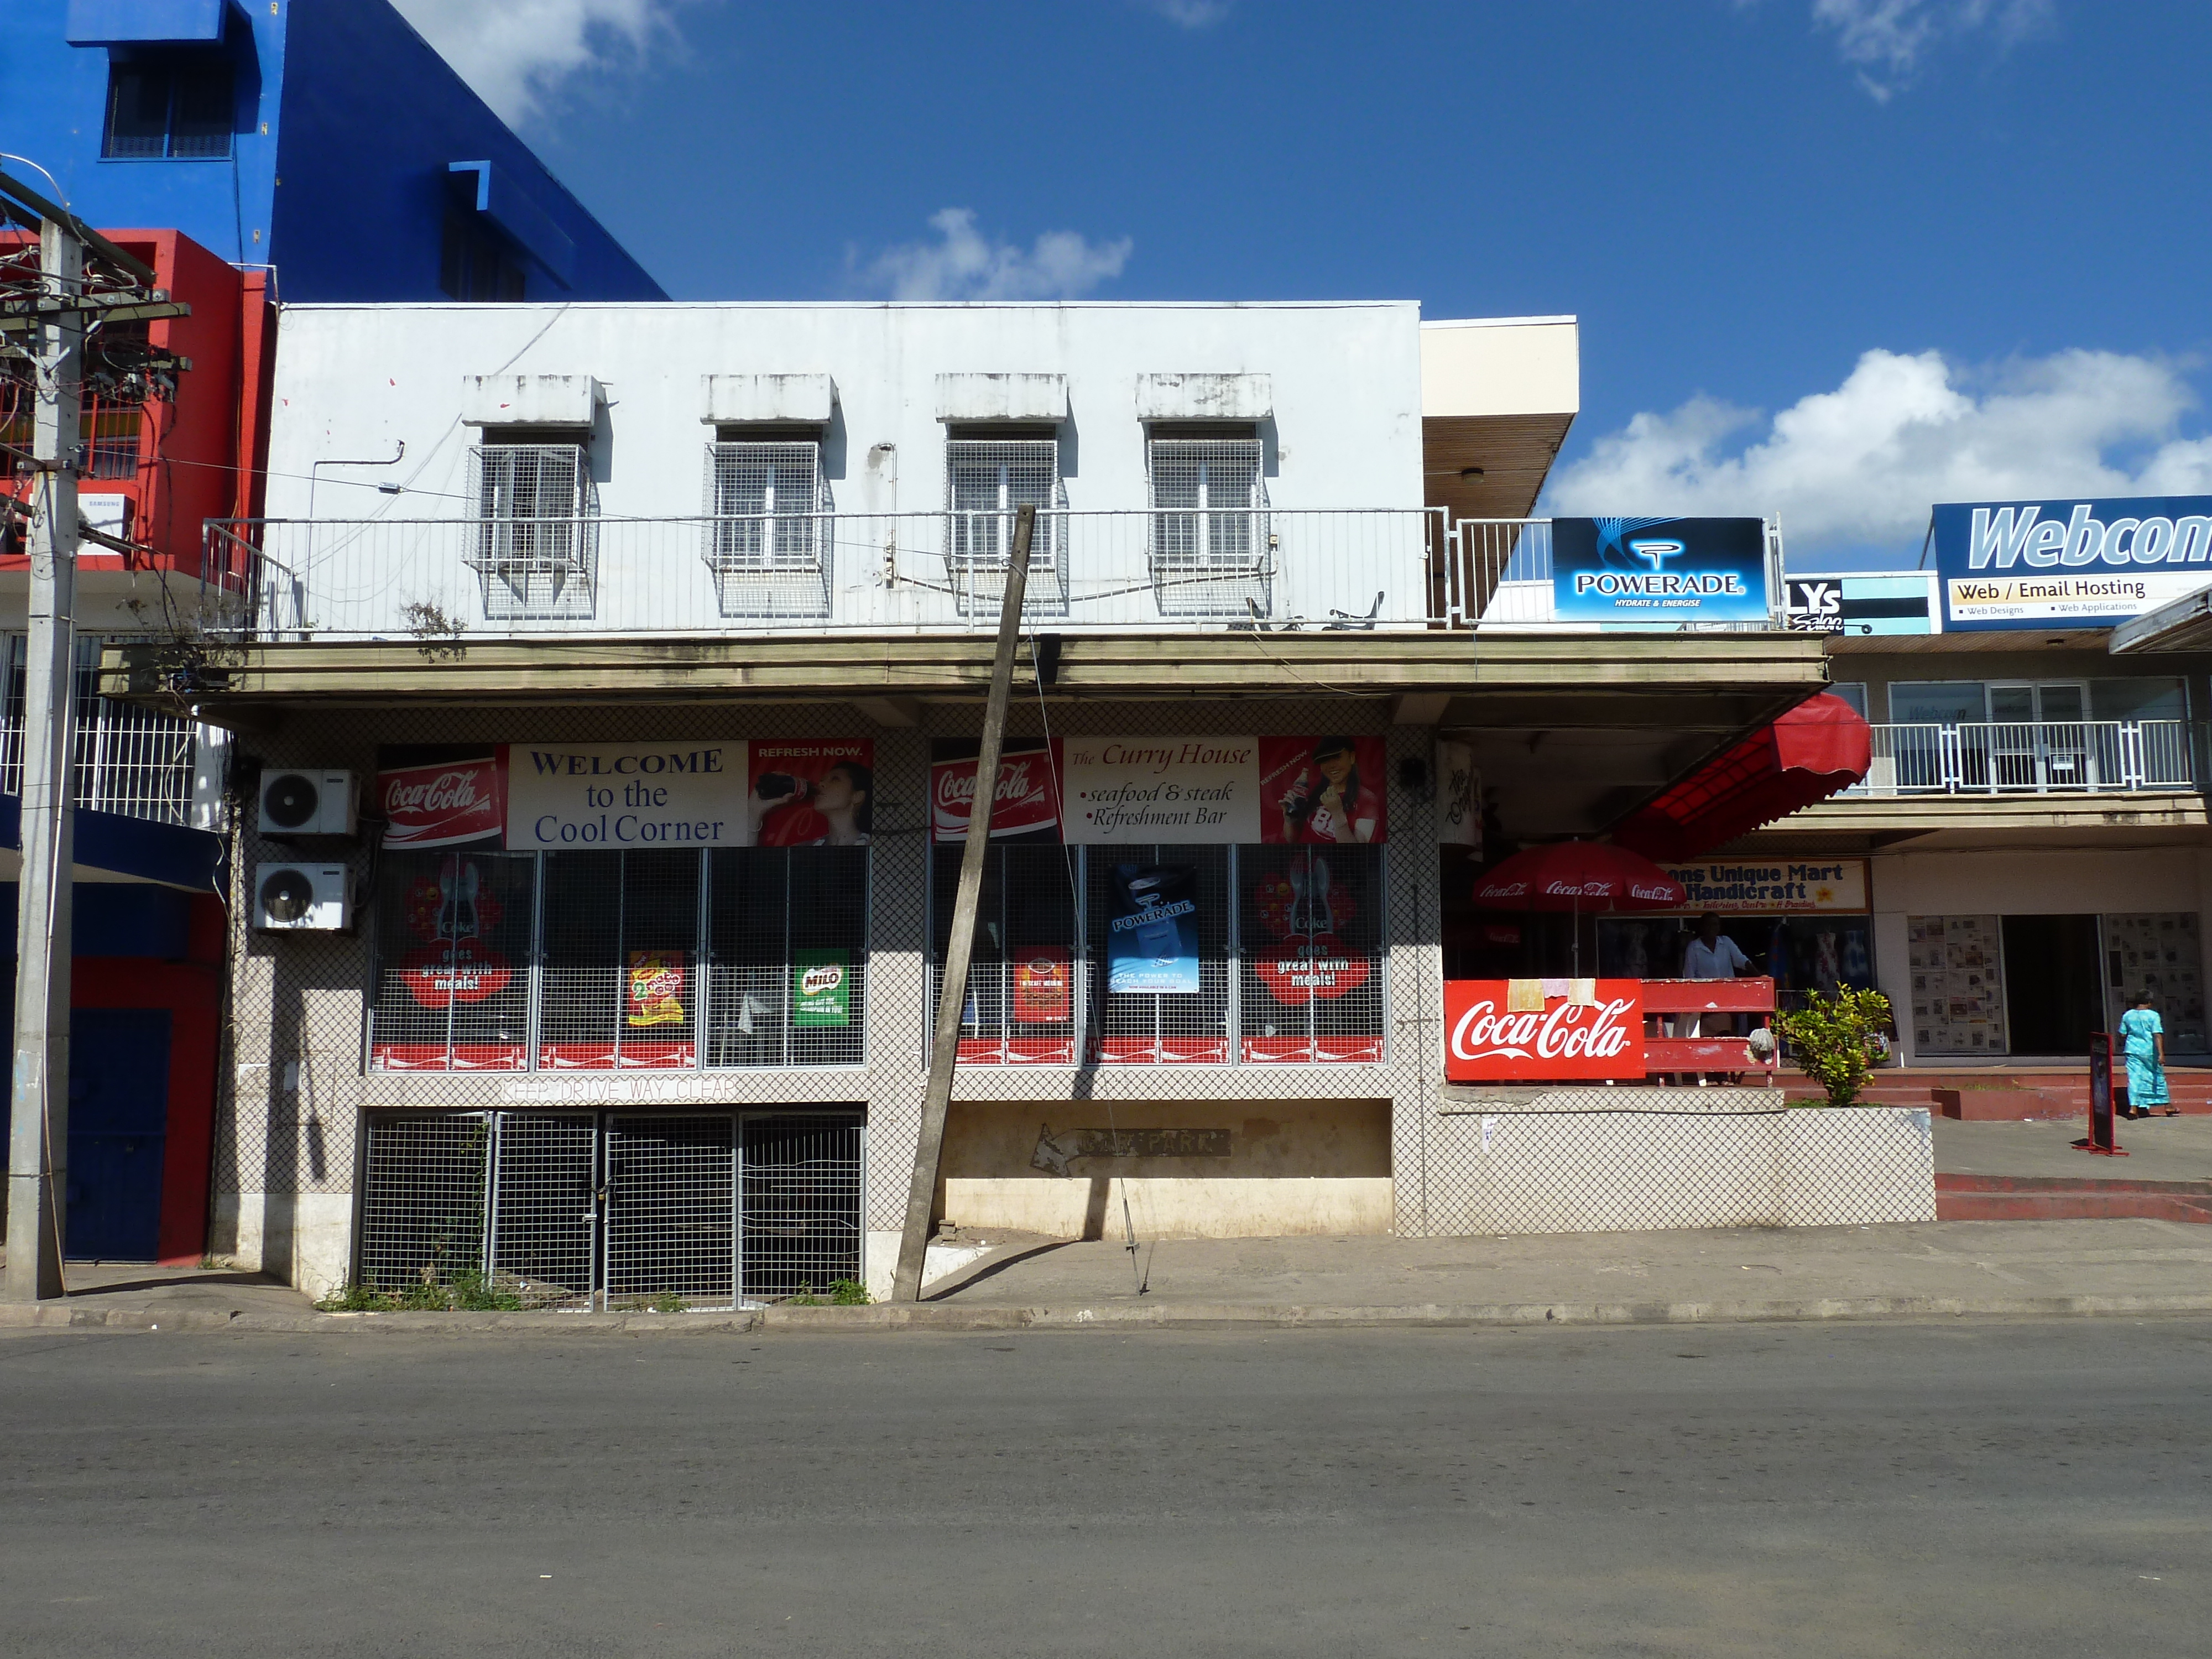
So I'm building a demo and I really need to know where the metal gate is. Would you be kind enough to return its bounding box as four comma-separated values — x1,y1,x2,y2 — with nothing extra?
357,1109,863,1309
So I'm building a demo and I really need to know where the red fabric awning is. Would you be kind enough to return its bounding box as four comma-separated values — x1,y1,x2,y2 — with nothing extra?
1611,692,1871,862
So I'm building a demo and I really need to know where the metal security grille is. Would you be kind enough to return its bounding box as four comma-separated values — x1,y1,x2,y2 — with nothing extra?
541,849,702,1068
702,441,832,618
944,438,1067,616
1238,845,1387,1063
356,1114,490,1291
1,634,199,823
368,851,538,1071
1088,846,1235,1063
1148,438,1269,618
604,1115,737,1308
928,843,1083,1064
356,1109,865,1307
740,1114,864,1296
467,444,598,619
488,1113,598,1308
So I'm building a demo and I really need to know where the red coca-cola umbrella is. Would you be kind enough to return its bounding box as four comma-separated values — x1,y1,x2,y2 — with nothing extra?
1473,842,1686,974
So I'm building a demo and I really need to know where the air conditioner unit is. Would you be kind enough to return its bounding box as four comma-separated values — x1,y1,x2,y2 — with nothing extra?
258,769,358,836
253,863,352,932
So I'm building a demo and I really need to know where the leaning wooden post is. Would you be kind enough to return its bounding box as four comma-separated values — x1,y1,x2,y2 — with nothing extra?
893,504,1036,1301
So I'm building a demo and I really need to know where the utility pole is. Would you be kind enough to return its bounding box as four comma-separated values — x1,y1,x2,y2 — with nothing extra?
4,215,82,1303
893,505,1035,1302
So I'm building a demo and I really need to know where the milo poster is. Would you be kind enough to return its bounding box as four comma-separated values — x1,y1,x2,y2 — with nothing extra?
793,949,851,1026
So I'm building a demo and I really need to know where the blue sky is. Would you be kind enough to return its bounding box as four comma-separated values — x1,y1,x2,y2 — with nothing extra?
400,0,2211,569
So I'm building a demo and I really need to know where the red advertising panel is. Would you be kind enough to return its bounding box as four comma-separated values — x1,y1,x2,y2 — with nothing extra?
749,740,875,847
380,755,505,848
1013,947,1073,1022
1442,980,1646,1081
931,743,1063,842
1259,737,1389,846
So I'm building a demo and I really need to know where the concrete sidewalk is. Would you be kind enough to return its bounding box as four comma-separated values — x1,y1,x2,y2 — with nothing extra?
1934,1113,2212,1182
7,1218,2212,1333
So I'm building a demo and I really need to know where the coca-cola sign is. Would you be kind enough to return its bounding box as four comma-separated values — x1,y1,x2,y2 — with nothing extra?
1442,979,1647,1081
931,744,1062,842
381,757,504,848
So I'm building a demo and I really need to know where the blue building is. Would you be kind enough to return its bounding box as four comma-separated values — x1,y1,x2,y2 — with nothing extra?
6,0,664,300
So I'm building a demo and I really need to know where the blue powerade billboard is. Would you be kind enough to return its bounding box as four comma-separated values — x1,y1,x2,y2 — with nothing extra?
1551,517,1772,624
1932,494,2212,631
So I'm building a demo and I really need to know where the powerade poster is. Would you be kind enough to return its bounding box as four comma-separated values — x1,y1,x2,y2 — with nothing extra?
1106,864,1201,994
792,950,851,1026
1551,517,1771,623
1931,495,2212,631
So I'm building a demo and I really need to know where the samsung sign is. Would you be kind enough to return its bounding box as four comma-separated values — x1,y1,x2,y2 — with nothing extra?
1551,517,1772,624
1932,494,2212,631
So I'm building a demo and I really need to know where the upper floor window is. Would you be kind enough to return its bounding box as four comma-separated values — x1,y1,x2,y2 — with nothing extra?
1146,426,1269,618
440,207,526,301
703,427,832,618
944,427,1065,616
103,57,234,160
466,431,597,620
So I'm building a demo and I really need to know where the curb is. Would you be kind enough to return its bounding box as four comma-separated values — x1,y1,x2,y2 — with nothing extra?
9,1292,2212,1334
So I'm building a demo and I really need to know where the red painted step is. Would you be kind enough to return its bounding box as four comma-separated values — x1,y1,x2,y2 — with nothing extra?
1934,1172,2212,1223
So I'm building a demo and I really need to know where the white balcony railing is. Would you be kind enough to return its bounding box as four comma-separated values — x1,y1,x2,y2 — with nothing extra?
1850,721,2198,796
1,702,199,827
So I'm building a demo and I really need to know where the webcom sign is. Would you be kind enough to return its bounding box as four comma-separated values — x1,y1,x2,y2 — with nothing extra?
1932,494,2212,631
1551,518,1772,624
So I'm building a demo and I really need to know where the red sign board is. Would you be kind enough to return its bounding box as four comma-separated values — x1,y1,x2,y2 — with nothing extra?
1442,979,1646,1081
1012,947,1073,1022
380,756,505,848
931,744,1062,842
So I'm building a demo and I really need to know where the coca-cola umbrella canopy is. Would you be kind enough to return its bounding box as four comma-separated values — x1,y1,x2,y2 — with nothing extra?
1472,841,1686,975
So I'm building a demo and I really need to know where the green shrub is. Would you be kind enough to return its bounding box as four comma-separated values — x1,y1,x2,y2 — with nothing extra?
1773,987,1894,1108
826,1279,870,1306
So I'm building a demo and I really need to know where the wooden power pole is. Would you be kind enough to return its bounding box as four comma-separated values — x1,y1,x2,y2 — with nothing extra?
893,504,1036,1301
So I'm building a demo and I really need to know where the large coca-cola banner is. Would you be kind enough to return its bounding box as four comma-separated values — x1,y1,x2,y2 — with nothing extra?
1442,979,1646,1082
379,755,506,849
929,741,1063,842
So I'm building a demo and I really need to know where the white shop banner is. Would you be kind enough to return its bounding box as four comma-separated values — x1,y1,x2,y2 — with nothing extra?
1060,735,1262,844
504,740,748,848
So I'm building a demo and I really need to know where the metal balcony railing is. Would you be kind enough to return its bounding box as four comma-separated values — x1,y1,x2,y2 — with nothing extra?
198,509,1793,640
1,701,198,827
1849,721,2199,796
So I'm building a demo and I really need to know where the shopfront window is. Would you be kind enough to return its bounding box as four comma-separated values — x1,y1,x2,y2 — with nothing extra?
368,847,868,1072
928,843,1386,1066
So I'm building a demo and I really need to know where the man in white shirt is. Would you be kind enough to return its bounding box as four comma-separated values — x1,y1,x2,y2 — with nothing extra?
1681,912,1752,1080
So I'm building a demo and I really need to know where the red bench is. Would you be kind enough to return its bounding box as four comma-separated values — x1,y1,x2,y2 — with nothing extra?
1639,977,1777,1082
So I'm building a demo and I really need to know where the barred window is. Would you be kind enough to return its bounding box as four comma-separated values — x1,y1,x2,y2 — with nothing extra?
702,440,832,618
944,435,1066,615
368,852,538,1072
1147,435,1269,617
467,442,598,620
929,843,1082,1064
367,847,867,1072
927,844,1385,1066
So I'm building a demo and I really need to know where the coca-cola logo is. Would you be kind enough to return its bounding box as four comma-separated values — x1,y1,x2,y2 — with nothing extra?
931,750,1060,839
382,758,502,848
1627,881,1680,902
386,770,487,817
1449,996,1639,1063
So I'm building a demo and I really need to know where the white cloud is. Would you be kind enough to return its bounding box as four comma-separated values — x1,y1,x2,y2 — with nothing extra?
391,0,677,125
858,208,1134,302
1811,0,2053,100
1147,0,1235,25
1547,347,2212,554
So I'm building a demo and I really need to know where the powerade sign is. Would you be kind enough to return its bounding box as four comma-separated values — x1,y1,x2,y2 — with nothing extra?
1933,495,2212,631
1551,517,1771,623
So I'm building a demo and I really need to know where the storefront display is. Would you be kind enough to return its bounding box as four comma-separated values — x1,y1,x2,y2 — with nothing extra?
2102,913,2206,1051
1907,915,2005,1055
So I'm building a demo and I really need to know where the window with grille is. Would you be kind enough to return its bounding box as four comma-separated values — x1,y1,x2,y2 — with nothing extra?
367,847,868,1072
103,56,235,160
1,634,197,825
702,440,831,618
944,435,1067,614
467,442,598,619
1147,435,1270,618
929,843,1083,1063
928,843,1385,1066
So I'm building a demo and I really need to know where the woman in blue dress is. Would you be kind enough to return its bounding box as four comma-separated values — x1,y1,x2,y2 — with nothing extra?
2117,992,2173,1119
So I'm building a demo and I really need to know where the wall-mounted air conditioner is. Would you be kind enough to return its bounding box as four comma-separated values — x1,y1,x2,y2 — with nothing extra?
253,863,352,933
258,769,358,836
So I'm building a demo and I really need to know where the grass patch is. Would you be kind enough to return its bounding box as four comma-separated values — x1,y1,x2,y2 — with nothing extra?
316,1272,524,1313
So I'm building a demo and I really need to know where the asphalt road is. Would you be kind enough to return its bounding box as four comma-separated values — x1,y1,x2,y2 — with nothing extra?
2,1319,2207,1658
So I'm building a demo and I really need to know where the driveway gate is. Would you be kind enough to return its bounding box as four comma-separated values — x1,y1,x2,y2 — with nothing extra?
357,1110,863,1308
